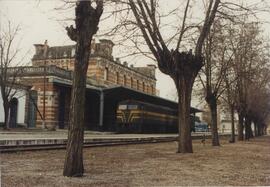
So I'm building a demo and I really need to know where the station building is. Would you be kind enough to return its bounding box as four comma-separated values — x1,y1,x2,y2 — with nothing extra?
1,39,200,131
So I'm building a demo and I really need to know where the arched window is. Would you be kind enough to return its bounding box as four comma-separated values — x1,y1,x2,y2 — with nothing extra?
71,48,75,57
124,75,127,86
116,72,119,84
9,98,18,128
104,67,109,81
131,77,133,88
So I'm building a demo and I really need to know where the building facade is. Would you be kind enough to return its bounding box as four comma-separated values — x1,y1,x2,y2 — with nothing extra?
201,103,239,133
0,86,36,128
3,39,158,130
32,39,157,95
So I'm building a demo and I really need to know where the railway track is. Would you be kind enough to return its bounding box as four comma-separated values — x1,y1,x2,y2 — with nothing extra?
0,134,231,153
0,136,177,153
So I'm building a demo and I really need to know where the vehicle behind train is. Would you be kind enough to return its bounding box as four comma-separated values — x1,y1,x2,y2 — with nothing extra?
194,122,209,132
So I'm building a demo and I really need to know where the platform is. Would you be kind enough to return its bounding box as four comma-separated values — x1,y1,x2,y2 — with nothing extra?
0,130,176,146
0,129,228,148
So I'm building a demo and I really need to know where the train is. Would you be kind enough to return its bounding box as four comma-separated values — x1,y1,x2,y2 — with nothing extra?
116,100,200,133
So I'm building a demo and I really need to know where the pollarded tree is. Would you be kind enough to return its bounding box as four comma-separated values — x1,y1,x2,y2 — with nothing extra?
110,0,264,152
63,0,103,177
125,0,221,153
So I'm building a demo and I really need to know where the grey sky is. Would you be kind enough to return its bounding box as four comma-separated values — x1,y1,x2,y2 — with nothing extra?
0,0,177,100
1,0,269,106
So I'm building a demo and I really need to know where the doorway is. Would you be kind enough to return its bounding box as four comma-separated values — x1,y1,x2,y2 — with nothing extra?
9,98,18,128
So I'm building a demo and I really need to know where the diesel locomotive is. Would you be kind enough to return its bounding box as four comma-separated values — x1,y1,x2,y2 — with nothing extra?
116,100,197,133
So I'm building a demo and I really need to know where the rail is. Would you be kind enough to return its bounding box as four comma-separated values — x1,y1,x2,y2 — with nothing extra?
0,134,232,153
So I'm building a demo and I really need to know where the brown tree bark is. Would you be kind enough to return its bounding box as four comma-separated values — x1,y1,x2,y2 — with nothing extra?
257,123,262,136
254,121,258,137
244,116,253,140
173,52,202,153
206,96,220,146
237,113,244,141
3,97,9,129
63,1,103,177
230,106,235,143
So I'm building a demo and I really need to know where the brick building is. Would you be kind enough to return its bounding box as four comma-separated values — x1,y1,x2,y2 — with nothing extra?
1,39,203,131
32,39,157,95
8,39,160,130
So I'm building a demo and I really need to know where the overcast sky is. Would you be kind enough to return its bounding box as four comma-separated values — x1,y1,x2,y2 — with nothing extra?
1,0,269,108
0,0,179,101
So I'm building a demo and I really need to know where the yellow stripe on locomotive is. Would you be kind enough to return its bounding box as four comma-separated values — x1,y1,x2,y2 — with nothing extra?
116,100,178,133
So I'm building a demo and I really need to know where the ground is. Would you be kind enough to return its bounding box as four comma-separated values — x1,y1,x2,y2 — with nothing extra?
1,136,270,186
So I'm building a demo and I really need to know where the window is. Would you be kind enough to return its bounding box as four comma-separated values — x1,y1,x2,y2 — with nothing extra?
128,105,138,110
136,80,139,90
118,105,127,110
151,85,154,94
71,48,75,57
124,75,127,86
142,82,145,92
131,77,133,88
116,72,119,84
104,67,109,81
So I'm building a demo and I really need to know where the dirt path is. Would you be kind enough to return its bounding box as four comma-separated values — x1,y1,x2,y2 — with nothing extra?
1,136,270,186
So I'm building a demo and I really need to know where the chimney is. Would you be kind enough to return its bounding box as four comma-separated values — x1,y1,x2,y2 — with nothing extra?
43,40,49,57
116,58,121,64
147,64,156,69
130,64,134,68
123,61,128,66
34,44,44,56
147,64,156,78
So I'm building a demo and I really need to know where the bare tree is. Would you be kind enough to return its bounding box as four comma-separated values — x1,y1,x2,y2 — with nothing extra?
0,21,26,129
63,0,103,177
232,20,266,141
246,72,270,137
222,70,238,143
123,0,220,153
198,20,236,146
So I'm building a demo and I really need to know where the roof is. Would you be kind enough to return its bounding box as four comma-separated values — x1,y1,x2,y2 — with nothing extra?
102,86,202,114
52,80,202,113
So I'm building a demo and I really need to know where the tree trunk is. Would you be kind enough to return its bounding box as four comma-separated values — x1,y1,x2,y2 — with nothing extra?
63,60,88,176
63,1,103,177
244,117,249,140
3,100,9,129
176,77,193,153
230,106,235,143
248,120,254,138
244,116,253,140
263,125,266,135
258,123,262,136
254,122,258,137
237,113,244,141
171,51,203,153
207,97,220,146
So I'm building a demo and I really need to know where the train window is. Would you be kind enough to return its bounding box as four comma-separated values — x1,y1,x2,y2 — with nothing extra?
118,105,127,110
128,105,138,110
